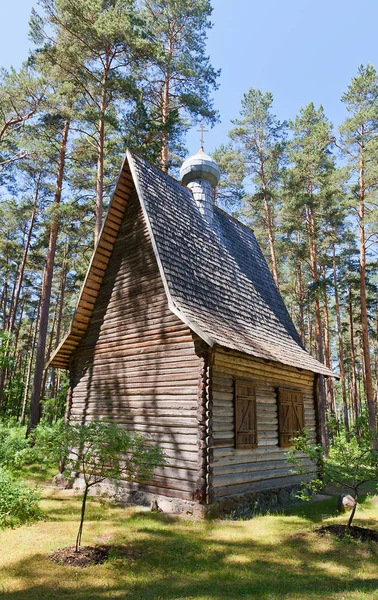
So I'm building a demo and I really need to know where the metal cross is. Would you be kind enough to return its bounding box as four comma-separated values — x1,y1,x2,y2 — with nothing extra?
196,124,208,147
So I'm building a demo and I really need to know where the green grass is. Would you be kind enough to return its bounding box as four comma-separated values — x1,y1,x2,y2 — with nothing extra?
0,486,378,600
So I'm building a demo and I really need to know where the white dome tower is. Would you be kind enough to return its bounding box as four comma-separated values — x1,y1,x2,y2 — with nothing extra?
180,146,220,224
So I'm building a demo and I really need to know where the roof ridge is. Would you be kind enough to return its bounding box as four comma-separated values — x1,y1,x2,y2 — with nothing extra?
127,150,191,192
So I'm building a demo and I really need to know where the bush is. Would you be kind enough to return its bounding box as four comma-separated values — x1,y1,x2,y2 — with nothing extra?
28,419,66,468
34,420,165,551
0,421,29,471
287,416,378,527
0,467,41,528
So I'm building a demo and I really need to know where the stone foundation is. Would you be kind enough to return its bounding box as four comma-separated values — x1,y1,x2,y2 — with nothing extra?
68,477,207,518
63,477,301,520
209,485,301,519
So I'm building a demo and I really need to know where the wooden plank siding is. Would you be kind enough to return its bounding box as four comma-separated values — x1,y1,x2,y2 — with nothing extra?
210,348,317,499
50,166,134,369
69,190,203,501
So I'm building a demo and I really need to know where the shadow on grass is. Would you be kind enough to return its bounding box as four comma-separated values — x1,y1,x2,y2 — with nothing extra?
281,493,377,525
1,509,378,600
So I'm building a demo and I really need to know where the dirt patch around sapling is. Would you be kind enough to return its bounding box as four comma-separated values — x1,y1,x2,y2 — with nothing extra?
50,543,142,567
317,525,378,543
50,545,110,567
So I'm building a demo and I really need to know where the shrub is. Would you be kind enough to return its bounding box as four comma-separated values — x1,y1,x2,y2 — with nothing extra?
0,467,42,528
34,420,165,551
0,421,29,471
287,416,378,527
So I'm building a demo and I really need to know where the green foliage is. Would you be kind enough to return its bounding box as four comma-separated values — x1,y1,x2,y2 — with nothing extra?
34,419,165,550
141,0,219,168
0,420,29,471
287,417,378,526
0,467,41,528
213,143,245,213
37,420,165,483
0,64,45,176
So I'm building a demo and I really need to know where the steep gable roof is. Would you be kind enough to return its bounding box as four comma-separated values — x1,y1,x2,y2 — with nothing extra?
50,151,332,376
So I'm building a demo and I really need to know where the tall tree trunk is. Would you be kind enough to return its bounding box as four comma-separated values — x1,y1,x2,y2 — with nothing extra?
348,279,359,421
55,258,67,348
9,175,40,333
358,131,376,435
21,301,40,426
0,183,40,407
2,263,8,328
27,117,70,434
95,58,110,246
306,201,327,448
160,37,173,173
307,291,313,354
50,256,68,399
332,244,349,431
95,110,105,245
296,232,305,345
321,265,335,415
40,300,58,404
261,177,279,287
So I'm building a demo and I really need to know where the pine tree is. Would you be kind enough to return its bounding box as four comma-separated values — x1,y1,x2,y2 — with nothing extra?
227,89,286,287
0,65,45,174
142,0,219,171
338,64,378,436
212,143,245,214
285,102,335,447
32,0,149,243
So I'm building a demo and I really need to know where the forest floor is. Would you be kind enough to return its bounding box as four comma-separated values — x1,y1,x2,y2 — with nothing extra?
0,483,378,600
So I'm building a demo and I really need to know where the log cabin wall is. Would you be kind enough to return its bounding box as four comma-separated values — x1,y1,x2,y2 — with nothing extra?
211,348,317,500
69,189,203,502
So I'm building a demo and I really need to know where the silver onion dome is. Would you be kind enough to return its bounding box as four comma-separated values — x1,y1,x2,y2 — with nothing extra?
180,146,220,188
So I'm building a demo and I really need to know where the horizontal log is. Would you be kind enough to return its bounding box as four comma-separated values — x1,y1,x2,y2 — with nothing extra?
122,481,194,501
213,457,314,477
211,438,278,448
89,322,191,344
213,355,314,387
73,353,200,371
77,344,197,362
70,412,198,428
74,361,200,377
73,387,199,398
74,377,199,391
70,421,198,444
101,273,163,297
214,365,314,389
213,448,293,466
73,368,198,384
91,297,169,320
92,310,183,332
80,332,194,355
215,349,315,379
213,473,309,499
72,393,199,403
72,401,198,413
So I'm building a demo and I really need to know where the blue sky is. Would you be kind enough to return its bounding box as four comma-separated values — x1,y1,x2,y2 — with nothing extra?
1,0,378,155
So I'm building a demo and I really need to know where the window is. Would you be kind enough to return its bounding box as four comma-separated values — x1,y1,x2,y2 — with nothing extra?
277,389,304,448
234,379,257,449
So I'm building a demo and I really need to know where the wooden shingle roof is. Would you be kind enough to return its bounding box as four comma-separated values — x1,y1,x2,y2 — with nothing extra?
50,151,332,376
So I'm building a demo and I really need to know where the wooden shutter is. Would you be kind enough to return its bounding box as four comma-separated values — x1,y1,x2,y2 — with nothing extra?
234,380,257,449
278,389,304,448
